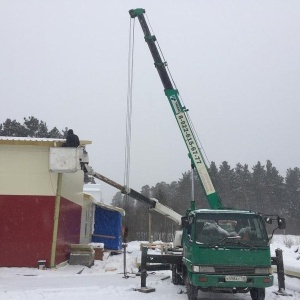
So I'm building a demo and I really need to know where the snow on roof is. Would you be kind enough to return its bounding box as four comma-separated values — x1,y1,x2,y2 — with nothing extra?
0,136,92,147
83,192,125,216
95,202,125,216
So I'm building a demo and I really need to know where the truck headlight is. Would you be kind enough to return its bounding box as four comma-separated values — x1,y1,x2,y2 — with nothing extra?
192,265,215,273
192,265,200,272
255,267,272,275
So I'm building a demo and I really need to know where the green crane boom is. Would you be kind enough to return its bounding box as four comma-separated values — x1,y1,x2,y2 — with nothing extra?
129,8,223,209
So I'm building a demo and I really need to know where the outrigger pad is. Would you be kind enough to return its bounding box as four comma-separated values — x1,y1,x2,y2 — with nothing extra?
273,289,292,296
134,287,156,293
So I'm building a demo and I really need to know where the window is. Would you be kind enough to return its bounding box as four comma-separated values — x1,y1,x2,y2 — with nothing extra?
195,213,268,246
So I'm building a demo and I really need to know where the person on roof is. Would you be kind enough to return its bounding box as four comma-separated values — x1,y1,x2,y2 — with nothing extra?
62,129,80,147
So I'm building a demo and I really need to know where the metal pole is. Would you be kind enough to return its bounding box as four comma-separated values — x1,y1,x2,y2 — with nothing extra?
148,209,152,243
123,242,128,278
140,246,147,288
50,173,62,268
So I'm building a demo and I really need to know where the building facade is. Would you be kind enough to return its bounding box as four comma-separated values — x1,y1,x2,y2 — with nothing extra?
0,137,92,268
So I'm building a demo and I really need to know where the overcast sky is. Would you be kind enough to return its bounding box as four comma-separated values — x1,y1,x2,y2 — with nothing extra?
1,0,299,202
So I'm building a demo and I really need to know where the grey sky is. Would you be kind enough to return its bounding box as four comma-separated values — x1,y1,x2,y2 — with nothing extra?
1,0,299,202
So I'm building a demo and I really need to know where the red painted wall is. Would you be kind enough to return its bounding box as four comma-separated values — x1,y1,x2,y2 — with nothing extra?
0,195,82,268
55,197,82,265
0,195,55,267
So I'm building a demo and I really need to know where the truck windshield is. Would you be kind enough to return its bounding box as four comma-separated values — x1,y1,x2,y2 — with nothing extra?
195,213,268,247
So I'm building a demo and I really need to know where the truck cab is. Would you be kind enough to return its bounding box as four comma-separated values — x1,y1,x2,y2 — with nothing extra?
182,209,274,299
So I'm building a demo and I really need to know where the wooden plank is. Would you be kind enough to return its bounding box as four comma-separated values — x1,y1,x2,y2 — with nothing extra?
92,234,116,239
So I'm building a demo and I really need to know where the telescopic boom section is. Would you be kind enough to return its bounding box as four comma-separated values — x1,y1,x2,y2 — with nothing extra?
129,8,223,209
84,165,182,225
129,9,173,90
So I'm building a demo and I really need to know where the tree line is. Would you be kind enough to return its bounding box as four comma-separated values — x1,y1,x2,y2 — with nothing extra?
0,117,67,138
112,160,300,241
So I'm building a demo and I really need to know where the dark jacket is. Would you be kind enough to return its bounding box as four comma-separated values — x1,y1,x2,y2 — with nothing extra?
62,129,80,147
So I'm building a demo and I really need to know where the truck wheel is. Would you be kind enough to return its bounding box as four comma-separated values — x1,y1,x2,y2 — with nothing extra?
172,265,179,285
250,288,265,300
186,278,198,300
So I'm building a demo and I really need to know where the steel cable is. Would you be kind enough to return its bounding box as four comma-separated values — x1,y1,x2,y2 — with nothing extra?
124,17,135,192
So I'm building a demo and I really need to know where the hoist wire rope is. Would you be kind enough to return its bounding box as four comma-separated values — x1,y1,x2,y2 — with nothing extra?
122,16,136,280
124,17,135,192
146,13,212,168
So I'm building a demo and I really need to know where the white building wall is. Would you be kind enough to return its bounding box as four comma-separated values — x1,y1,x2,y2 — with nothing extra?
80,195,95,244
83,184,102,203
0,145,58,196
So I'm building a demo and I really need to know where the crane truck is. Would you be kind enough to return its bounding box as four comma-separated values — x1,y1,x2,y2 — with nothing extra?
128,8,286,300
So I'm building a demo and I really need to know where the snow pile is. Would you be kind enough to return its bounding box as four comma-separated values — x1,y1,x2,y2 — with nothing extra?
271,235,300,274
88,242,104,249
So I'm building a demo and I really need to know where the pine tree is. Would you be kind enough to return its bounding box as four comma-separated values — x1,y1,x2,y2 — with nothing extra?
264,160,285,215
235,163,253,210
0,119,27,136
251,161,267,212
285,167,300,233
218,161,238,208
0,116,66,138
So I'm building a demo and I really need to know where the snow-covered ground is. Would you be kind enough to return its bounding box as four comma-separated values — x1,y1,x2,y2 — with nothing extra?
0,235,299,300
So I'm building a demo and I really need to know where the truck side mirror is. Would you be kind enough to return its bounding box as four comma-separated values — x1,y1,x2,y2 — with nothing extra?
277,217,286,230
181,217,188,228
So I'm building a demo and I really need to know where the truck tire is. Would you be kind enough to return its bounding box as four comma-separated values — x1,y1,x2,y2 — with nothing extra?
172,265,179,285
172,264,184,285
250,288,265,300
186,278,198,300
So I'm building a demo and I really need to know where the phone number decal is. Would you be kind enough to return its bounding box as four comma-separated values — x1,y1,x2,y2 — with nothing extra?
176,112,215,194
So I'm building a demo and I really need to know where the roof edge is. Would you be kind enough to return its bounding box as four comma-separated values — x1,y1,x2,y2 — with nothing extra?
0,136,92,147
